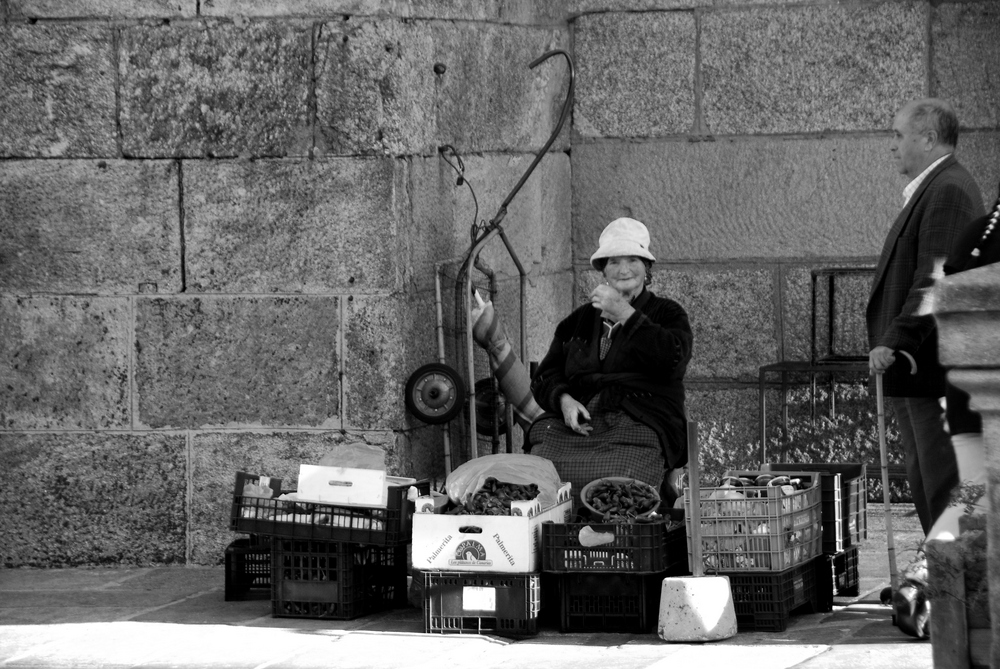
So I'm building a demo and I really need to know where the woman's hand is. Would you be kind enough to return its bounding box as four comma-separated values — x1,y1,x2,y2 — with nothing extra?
590,284,635,323
559,393,593,436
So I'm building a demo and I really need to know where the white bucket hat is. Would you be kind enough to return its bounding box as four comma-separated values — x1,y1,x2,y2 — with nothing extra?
590,217,656,270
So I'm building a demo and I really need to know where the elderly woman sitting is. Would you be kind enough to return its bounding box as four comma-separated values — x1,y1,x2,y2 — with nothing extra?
528,217,693,508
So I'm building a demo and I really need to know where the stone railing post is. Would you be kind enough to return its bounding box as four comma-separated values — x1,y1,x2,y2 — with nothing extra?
931,262,1000,669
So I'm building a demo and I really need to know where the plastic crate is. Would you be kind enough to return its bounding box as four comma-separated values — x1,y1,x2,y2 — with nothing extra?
815,546,861,612
423,571,540,638
684,471,822,572
270,539,408,619
230,471,430,546
541,516,686,573
770,463,867,553
723,558,819,632
553,571,667,633
225,535,271,601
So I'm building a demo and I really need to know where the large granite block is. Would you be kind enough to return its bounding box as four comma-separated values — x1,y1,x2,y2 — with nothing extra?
189,430,402,564
573,12,695,137
1,296,130,430
0,24,116,157
570,0,706,14
932,2,1000,130
959,132,1000,209
135,296,340,429
432,22,570,153
1,160,182,295
701,3,925,134
572,138,899,261
202,0,566,22
315,19,569,155
7,0,193,18
119,21,313,158
344,295,411,430
0,432,187,567
406,152,571,292
184,158,405,293
783,264,873,363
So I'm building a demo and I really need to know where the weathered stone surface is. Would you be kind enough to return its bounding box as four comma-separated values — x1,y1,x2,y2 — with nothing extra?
1,160,182,295
932,2,1000,130
573,12,695,137
135,296,340,429
203,0,566,23
184,158,405,293
189,430,399,564
572,138,901,261
959,132,1000,208
570,0,705,14
702,3,925,135
0,432,186,567
7,0,193,18
1,297,130,430
783,264,873,363
119,21,313,158
0,24,116,158
406,152,571,294
343,295,409,430
685,386,767,481
432,23,570,153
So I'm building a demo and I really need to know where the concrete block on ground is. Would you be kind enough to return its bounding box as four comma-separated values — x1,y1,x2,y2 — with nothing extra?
701,3,925,135
135,296,340,429
1,296,130,430
119,21,313,158
0,432,186,567
932,2,1000,131
573,12,695,137
1,160,182,295
0,24,116,157
189,430,399,565
657,575,737,642
571,138,899,262
184,157,405,293
7,0,193,18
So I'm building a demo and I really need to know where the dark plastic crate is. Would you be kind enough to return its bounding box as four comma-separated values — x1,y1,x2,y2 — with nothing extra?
230,471,430,546
553,571,668,633
541,517,686,573
225,535,271,601
769,463,867,554
815,546,861,612
423,571,540,638
723,558,819,632
270,539,408,619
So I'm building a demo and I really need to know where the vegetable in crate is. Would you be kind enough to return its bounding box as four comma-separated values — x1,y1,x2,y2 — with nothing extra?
582,477,661,524
449,477,540,516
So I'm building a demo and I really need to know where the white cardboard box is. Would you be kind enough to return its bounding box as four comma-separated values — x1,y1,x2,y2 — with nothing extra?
296,465,416,507
412,482,572,573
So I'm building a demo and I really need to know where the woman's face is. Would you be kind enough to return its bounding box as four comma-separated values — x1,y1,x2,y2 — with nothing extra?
603,256,646,298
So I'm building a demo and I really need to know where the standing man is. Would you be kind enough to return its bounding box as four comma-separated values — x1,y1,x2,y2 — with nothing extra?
866,98,984,535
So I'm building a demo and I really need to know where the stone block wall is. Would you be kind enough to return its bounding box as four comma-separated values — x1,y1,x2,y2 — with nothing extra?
2,0,998,567
0,0,571,566
569,0,1000,475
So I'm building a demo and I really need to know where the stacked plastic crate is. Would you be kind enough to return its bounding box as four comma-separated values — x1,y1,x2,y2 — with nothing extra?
769,464,867,611
685,471,824,632
540,511,689,633
410,483,573,637
228,470,427,620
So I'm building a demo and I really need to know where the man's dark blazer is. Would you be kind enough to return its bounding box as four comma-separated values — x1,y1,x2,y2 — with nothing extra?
866,154,984,397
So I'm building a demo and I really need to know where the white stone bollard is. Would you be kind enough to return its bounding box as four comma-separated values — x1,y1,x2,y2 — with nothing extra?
657,575,738,642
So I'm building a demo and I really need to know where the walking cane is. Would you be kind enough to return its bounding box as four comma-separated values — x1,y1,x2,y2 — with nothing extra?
875,349,917,605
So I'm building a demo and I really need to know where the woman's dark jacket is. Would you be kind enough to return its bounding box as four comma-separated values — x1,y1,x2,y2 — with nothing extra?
530,288,693,469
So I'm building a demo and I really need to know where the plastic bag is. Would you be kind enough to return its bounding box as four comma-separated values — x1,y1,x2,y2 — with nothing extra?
445,453,563,509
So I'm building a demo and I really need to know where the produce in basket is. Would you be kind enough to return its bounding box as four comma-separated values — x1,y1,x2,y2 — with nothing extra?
581,477,660,524
447,477,540,516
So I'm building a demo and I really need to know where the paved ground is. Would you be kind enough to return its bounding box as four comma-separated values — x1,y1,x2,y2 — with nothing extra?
0,504,931,669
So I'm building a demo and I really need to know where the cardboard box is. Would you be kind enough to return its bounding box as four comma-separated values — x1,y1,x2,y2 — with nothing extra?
296,465,415,507
412,483,572,573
